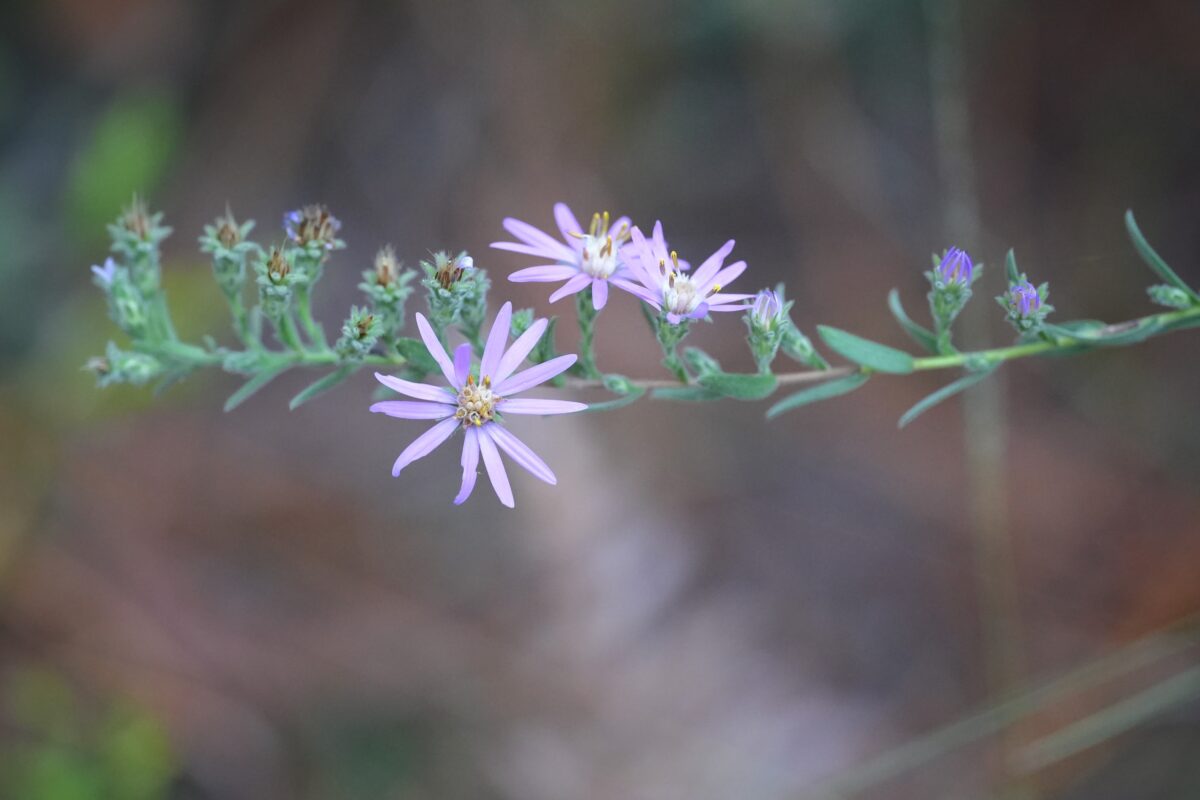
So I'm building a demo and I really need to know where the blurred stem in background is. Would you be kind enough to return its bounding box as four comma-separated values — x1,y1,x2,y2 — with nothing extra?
925,0,1030,797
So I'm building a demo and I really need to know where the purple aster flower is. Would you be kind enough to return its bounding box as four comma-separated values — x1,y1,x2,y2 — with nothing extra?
620,221,753,324
91,257,119,288
749,288,784,328
1010,280,1041,316
371,302,586,508
937,247,973,286
491,203,636,311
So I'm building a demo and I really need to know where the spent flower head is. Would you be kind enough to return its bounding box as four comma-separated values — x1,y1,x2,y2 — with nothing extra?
623,221,752,324
492,203,636,311
371,302,585,507
283,204,344,251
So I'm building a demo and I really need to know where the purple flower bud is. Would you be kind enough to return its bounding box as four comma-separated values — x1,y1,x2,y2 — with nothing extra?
937,247,973,286
1010,280,1040,316
749,289,784,327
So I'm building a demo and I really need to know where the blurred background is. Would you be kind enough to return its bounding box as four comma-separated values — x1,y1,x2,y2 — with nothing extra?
2,0,1200,798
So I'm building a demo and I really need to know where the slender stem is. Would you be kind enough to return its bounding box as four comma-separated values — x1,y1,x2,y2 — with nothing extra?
135,303,1200,397
575,288,601,379
294,284,328,349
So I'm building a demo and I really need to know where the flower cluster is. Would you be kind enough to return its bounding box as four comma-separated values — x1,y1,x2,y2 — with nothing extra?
86,195,1200,508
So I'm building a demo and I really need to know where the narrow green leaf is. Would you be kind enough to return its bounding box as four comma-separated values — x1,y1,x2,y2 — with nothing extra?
766,372,870,418
1125,210,1200,303
697,371,778,400
887,289,938,353
1005,249,1021,284
289,365,358,410
898,366,997,428
224,365,289,412
392,337,436,376
651,385,722,402
584,386,647,412
1045,319,1164,347
817,326,914,374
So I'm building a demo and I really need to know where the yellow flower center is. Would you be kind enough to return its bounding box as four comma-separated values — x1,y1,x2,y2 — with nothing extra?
455,374,500,427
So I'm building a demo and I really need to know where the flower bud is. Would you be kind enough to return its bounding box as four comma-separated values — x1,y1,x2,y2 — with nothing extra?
335,305,383,359
997,276,1053,333
1148,284,1193,310
936,247,974,286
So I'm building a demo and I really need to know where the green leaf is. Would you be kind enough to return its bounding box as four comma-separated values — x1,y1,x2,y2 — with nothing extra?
289,365,359,410
651,385,722,402
584,377,647,412
887,289,938,353
1125,210,1200,303
697,371,778,400
392,337,437,376
224,365,288,412
897,366,997,428
766,372,870,418
1045,319,1164,347
682,347,722,376
1005,249,1021,284
817,326,914,373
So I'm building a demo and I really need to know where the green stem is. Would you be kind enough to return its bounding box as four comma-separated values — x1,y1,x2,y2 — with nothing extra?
294,284,328,349
575,288,601,378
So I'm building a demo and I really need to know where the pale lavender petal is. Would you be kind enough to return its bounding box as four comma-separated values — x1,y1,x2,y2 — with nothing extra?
495,354,577,396
692,239,736,286
709,301,753,312
610,277,660,306
454,427,480,505
476,425,514,507
652,221,667,259
554,203,585,247
665,312,683,325
416,313,457,386
502,218,576,261
391,417,459,477
608,216,632,238
375,372,455,402
487,425,555,485
707,260,747,291
495,318,548,384
453,342,472,388
548,273,592,303
370,400,455,419
491,241,571,260
708,292,755,306
480,302,512,380
591,278,609,310
509,265,579,283
687,302,710,319
499,398,588,415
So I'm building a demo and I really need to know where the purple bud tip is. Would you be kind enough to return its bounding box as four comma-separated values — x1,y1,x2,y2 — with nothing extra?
750,288,783,326
1010,281,1040,316
937,247,973,286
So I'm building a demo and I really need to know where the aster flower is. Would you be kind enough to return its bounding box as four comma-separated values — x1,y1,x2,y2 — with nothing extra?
491,203,636,311
621,221,752,324
371,302,586,507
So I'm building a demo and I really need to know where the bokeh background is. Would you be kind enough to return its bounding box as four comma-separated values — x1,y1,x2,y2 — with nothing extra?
2,0,1200,798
